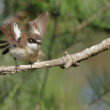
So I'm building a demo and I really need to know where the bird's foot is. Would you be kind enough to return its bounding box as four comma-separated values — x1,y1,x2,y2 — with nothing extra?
15,64,19,73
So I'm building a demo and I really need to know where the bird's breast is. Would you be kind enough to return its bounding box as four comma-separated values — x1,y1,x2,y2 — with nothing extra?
9,46,40,62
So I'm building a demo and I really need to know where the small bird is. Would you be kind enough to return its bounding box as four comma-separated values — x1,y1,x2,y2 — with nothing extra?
0,12,49,65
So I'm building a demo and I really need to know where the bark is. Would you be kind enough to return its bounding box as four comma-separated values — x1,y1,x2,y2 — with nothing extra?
0,37,110,75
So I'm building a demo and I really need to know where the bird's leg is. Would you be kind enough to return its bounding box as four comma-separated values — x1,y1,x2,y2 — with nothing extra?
14,57,19,72
29,61,33,69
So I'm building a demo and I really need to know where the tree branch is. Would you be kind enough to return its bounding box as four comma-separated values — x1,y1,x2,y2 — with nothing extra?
0,37,110,75
72,2,110,32
56,2,110,38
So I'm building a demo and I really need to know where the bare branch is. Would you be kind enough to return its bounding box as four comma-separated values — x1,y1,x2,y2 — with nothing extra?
0,37,110,75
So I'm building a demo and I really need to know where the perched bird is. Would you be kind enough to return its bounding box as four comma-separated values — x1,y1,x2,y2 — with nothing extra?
0,12,49,65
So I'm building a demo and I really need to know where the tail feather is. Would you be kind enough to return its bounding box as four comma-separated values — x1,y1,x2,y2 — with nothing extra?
0,43,8,49
0,40,7,44
2,48,9,55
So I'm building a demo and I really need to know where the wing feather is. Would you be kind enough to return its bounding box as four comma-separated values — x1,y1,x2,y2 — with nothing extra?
0,23,22,48
29,12,49,39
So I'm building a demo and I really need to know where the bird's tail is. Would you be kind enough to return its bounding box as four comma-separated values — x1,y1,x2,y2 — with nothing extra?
0,39,9,55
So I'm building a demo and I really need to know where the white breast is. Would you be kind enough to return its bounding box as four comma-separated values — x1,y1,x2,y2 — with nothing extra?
9,42,40,62
10,47,40,62
27,42,40,50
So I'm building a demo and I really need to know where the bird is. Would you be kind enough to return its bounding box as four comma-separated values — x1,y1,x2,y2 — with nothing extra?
0,12,49,66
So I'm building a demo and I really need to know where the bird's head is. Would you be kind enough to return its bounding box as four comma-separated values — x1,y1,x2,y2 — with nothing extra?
27,37,42,51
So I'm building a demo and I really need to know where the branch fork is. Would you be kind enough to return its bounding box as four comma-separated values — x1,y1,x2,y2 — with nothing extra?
61,51,79,69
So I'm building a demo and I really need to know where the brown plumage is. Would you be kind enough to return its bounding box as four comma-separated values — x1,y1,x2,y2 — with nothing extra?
0,12,49,63
0,43,8,49
0,24,22,48
0,12,49,47
29,12,49,39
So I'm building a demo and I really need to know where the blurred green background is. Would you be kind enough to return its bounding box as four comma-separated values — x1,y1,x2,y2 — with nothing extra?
0,0,110,110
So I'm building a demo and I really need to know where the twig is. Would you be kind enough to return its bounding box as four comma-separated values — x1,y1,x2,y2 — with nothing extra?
0,37,110,75
73,2,110,32
56,1,110,38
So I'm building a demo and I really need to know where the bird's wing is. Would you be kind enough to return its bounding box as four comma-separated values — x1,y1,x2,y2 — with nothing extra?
29,12,49,40
0,23,23,48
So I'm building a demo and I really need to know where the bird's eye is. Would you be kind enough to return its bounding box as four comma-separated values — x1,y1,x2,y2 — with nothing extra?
30,39,33,42
28,38,42,44
28,38,33,43
28,38,38,43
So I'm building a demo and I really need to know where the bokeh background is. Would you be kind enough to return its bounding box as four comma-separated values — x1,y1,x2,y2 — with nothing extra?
0,0,110,110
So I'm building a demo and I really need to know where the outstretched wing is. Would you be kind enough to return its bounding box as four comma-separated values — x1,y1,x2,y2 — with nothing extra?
0,23,23,48
29,12,49,39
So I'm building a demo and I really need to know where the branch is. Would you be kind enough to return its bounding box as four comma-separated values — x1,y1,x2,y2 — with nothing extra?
0,37,110,75
71,2,110,33
56,2,110,38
